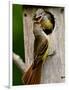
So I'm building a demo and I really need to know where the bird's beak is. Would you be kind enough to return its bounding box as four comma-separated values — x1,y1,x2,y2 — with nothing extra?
33,14,42,21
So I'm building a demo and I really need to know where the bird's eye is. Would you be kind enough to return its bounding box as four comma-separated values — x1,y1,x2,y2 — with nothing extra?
40,12,42,14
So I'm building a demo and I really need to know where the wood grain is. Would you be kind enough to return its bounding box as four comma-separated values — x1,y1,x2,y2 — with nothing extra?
22,6,65,83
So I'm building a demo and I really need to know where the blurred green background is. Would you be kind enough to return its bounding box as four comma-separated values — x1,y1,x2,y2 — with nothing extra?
13,4,25,85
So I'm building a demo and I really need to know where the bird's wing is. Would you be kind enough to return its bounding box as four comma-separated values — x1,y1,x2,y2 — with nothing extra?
37,39,48,57
33,39,48,67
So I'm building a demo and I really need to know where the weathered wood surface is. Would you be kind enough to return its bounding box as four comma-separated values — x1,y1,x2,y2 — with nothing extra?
23,6,65,83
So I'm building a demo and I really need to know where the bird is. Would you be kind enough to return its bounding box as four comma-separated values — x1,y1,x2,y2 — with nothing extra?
33,9,55,35
22,9,55,85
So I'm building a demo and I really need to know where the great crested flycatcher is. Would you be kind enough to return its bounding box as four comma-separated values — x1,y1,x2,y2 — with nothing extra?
22,9,55,84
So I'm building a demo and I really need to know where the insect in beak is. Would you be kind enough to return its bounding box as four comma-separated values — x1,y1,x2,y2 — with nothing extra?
33,15,42,24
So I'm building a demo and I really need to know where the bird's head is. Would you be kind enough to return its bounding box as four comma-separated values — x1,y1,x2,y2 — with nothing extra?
33,9,45,23
33,9,55,35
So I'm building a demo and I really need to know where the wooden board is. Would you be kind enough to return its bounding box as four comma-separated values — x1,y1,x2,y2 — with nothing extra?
23,6,65,83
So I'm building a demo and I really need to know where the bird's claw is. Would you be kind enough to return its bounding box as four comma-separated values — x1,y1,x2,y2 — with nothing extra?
47,50,56,57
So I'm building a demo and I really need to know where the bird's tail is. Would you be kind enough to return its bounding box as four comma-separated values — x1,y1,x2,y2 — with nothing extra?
22,60,43,85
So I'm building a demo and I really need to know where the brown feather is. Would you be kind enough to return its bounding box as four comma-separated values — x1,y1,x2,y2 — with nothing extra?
22,39,48,85
22,60,43,85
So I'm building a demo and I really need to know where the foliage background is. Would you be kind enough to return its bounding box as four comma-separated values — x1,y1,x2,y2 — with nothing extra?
13,4,25,85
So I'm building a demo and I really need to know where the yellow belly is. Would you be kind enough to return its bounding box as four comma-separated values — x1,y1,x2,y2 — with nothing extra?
41,19,53,30
42,46,49,63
